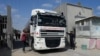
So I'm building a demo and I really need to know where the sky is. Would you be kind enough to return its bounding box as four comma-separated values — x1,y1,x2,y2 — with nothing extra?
0,0,100,30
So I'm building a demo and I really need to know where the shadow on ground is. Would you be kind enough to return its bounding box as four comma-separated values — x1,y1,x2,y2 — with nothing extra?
13,40,23,49
0,45,11,56
13,38,72,54
12,40,29,53
13,40,29,49
37,38,71,54
37,47,68,54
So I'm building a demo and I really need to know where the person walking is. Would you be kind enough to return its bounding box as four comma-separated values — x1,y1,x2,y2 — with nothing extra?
67,31,76,50
20,29,27,52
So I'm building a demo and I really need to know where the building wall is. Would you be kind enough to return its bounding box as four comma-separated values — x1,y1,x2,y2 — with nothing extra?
54,3,93,45
67,4,93,32
0,16,7,40
76,19,91,37
91,19,100,38
54,3,93,33
75,17,100,48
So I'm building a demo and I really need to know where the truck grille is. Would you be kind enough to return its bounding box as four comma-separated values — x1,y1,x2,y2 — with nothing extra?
41,30,64,32
40,30,64,37
45,37,60,48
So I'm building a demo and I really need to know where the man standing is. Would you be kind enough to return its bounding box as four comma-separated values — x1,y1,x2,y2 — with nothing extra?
67,31,76,50
20,29,27,52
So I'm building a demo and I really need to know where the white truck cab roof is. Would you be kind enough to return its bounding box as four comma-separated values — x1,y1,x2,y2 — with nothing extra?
31,9,57,16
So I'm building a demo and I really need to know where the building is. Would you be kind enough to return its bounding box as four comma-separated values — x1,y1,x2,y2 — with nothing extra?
76,16,100,49
0,15,7,35
54,3,94,48
54,3,93,32
0,15,7,47
76,16,100,38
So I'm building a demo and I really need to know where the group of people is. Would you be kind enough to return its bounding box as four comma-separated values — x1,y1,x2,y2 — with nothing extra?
15,33,20,40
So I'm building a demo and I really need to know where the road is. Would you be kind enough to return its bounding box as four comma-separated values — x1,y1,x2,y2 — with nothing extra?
12,40,100,56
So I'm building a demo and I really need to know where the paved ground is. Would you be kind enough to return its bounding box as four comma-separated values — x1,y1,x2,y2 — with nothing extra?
12,40,100,56
1,40,100,56
0,40,100,56
12,47,100,56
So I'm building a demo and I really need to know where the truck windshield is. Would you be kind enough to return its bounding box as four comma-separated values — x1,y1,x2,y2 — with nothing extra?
38,15,66,27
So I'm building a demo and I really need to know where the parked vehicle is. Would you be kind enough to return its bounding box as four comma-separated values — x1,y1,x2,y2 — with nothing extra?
24,9,67,50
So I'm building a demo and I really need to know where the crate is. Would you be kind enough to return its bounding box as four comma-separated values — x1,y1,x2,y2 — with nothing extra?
81,45,87,50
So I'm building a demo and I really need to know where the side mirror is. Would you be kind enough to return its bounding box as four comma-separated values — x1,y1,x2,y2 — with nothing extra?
31,17,33,21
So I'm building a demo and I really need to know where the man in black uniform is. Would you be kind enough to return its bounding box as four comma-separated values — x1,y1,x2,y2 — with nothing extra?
67,31,76,50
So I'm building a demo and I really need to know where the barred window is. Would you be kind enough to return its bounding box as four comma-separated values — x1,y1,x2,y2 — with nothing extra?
83,26,90,31
77,26,82,31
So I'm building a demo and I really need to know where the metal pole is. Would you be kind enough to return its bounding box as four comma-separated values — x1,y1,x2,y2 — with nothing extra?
90,19,92,38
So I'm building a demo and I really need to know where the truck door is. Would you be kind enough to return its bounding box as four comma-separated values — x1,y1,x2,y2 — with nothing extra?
30,16,37,36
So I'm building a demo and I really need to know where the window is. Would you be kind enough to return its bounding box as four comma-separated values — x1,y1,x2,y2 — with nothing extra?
4,24,6,28
83,26,90,31
38,15,66,27
81,21,84,25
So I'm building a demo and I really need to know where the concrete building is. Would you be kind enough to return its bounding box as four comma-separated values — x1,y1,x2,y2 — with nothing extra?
54,3,93,32
0,15,7,34
0,15,7,44
54,3,94,48
76,16,100,38
76,16,100,49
